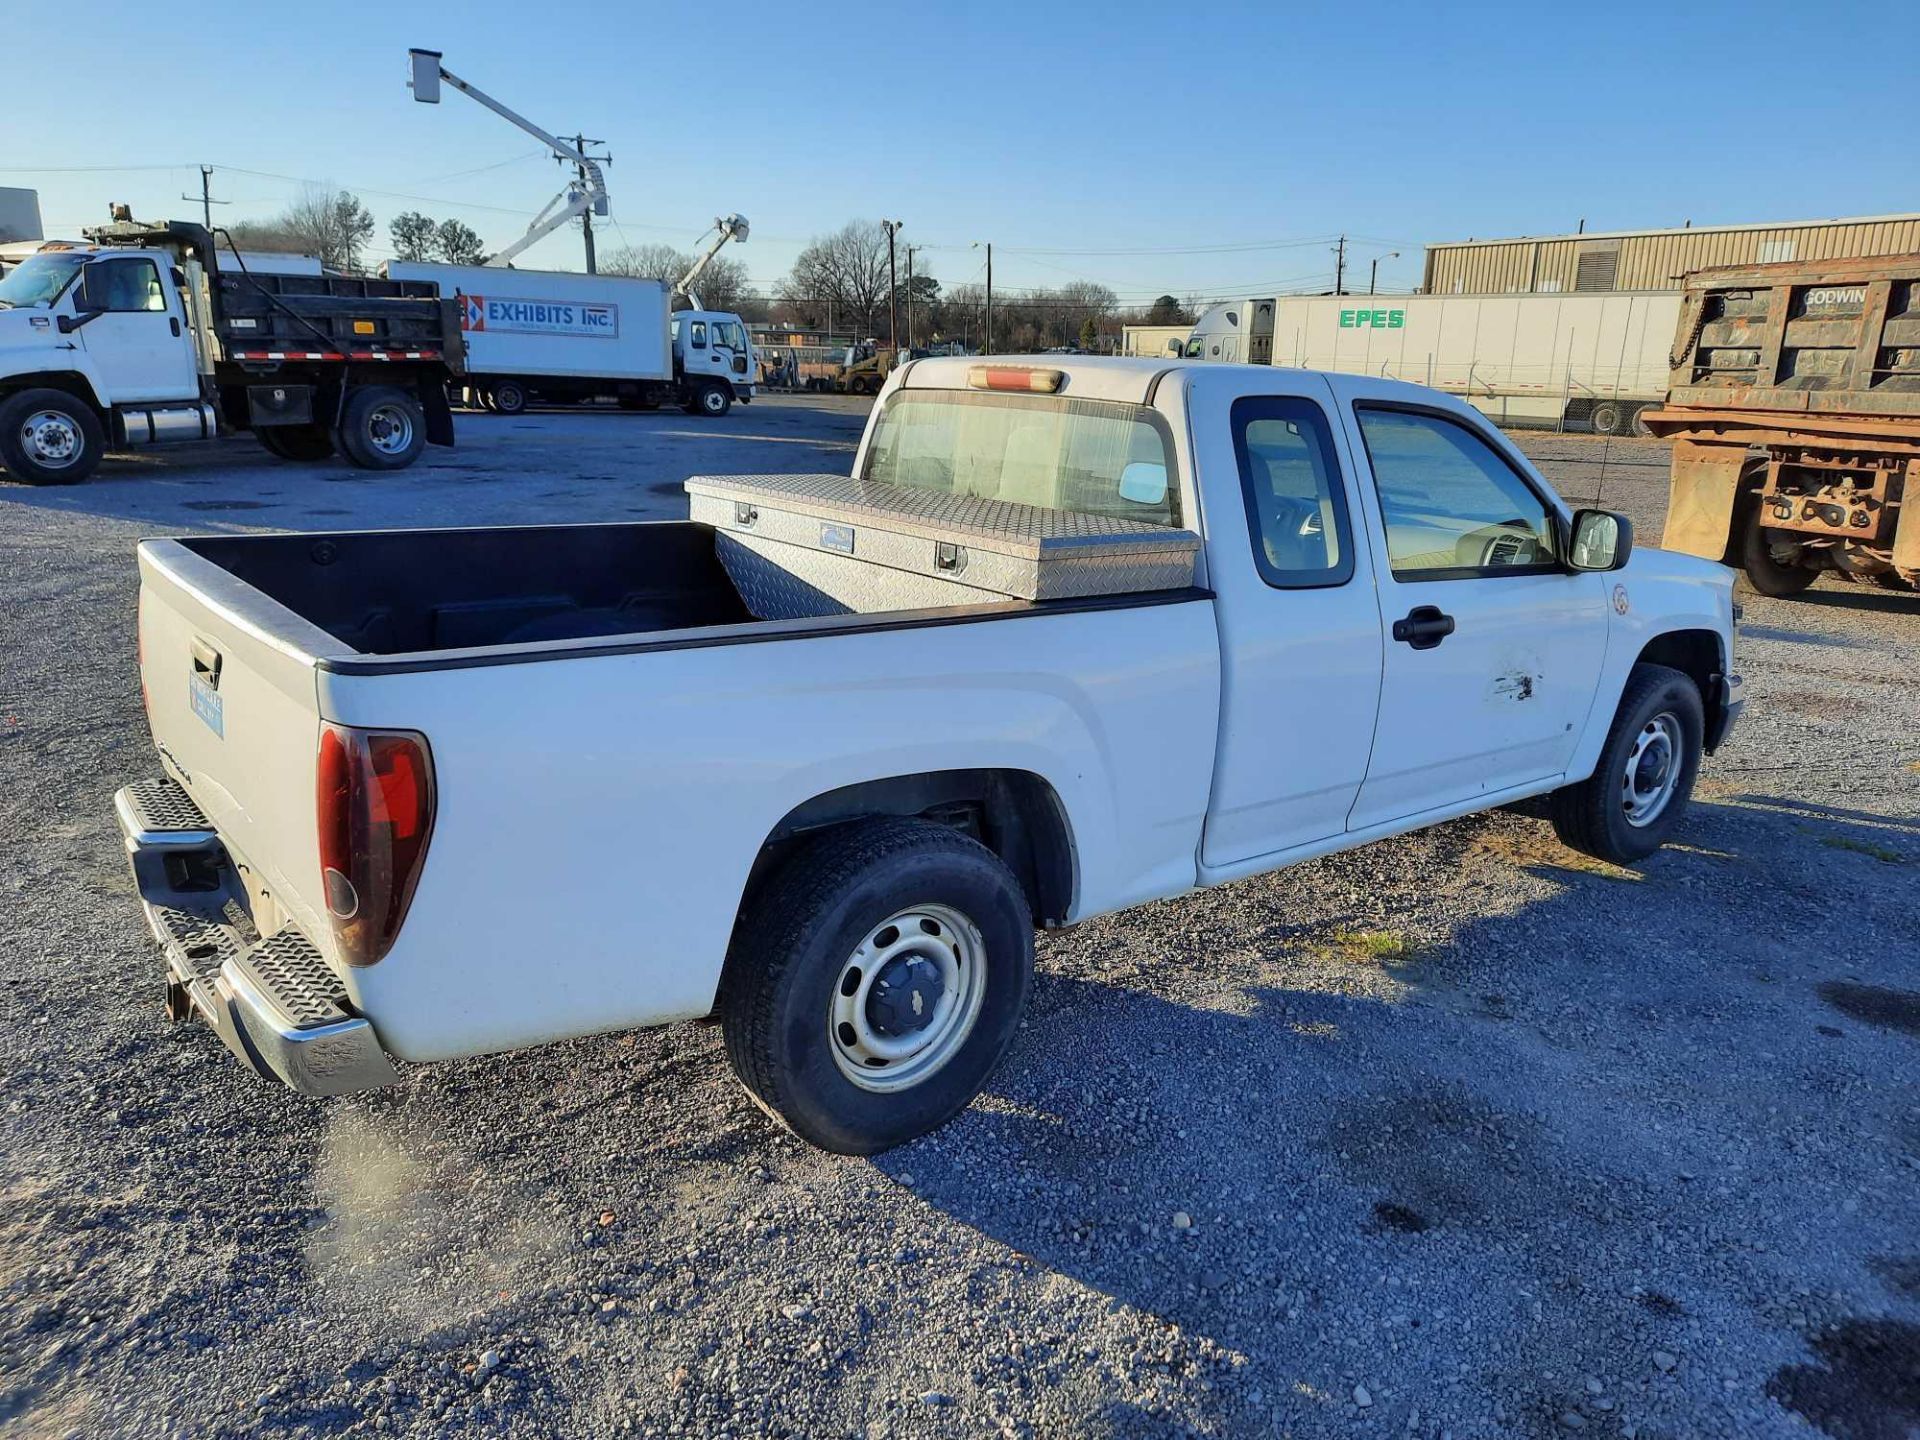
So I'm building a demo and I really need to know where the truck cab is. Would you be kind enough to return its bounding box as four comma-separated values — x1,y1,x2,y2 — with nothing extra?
671,309,756,413
0,246,204,405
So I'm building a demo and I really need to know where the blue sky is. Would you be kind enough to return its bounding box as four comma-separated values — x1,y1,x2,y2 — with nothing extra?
5,0,1913,304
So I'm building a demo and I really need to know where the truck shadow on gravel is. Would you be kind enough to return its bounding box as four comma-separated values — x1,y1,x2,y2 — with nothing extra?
884,795,1919,1435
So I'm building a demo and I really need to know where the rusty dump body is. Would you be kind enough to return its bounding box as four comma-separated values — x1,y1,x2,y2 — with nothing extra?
1641,254,1920,593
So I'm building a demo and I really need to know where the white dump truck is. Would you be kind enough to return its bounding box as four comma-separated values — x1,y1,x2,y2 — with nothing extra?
0,219,462,483
383,260,757,417
115,356,1739,1153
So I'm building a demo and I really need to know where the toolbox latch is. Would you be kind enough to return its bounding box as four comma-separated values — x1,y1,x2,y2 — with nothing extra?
935,541,966,573
733,502,758,527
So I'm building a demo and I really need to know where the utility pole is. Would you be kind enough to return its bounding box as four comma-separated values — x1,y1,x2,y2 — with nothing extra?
974,241,992,354
571,135,610,274
1368,250,1399,296
881,220,903,350
1333,235,1347,296
181,165,227,231
904,245,919,349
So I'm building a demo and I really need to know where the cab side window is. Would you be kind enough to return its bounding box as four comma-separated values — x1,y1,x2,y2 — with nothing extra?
1355,407,1558,578
688,320,708,349
1232,395,1353,588
98,258,166,313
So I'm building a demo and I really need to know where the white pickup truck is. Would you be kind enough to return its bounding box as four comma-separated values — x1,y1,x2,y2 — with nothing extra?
116,357,1741,1153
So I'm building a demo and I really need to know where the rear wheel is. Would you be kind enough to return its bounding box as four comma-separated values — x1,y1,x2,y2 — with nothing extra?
0,388,104,485
337,386,427,470
1739,505,1818,597
1589,400,1624,436
720,819,1034,1154
255,423,336,462
617,393,659,412
488,380,528,416
1550,663,1704,865
1628,404,1655,437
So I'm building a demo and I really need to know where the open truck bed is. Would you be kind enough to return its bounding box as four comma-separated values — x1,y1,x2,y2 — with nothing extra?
124,480,1209,1085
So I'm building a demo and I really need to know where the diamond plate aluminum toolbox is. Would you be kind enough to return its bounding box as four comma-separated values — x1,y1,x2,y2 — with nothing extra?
684,473,1200,619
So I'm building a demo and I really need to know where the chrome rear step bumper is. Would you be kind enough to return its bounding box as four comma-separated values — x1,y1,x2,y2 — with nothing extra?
114,777,397,1096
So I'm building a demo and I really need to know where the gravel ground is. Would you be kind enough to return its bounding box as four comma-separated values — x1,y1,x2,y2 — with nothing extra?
2,400,1916,1440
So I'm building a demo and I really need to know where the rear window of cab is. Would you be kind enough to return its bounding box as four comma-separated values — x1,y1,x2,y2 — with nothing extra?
862,390,1181,528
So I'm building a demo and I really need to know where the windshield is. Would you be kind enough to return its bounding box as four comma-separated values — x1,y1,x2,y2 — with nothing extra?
862,390,1180,527
0,253,88,310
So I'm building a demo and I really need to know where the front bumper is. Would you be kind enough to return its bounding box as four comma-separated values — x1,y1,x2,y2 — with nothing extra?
114,778,396,1096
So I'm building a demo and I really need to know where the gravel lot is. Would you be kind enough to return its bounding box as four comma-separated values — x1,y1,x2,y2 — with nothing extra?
3,398,1916,1440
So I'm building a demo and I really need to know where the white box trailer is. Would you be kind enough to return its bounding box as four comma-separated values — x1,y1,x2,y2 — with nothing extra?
1191,291,1683,434
382,261,754,417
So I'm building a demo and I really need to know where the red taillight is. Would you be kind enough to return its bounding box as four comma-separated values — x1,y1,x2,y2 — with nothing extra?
316,722,435,967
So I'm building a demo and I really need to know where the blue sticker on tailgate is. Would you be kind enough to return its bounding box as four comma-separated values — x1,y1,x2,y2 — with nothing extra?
189,674,224,736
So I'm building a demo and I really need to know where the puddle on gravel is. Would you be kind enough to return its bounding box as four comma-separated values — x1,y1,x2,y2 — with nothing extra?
1766,1318,1920,1439
1816,981,1920,1037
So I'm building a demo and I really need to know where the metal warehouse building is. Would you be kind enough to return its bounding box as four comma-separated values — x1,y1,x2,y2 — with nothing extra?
1423,213,1920,296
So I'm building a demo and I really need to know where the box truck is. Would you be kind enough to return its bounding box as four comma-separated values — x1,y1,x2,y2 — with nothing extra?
1187,291,1682,434
382,262,757,417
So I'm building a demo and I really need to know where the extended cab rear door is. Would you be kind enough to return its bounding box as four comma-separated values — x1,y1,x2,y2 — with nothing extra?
1332,378,1609,829
1184,367,1387,868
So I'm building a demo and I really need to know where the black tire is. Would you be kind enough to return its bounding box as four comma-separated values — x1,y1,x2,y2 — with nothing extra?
1589,401,1624,436
694,382,732,418
0,388,105,485
1739,506,1818,597
719,818,1034,1155
255,423,336,462
336,386,427,471
617,394,659,412
1550,663,1705,865
1628,404,1655,437
489,380,529,416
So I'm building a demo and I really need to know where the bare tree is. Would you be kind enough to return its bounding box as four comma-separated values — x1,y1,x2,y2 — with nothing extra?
602,242,691,281
275,187,375,272
780,221,893,338
601,243,749,312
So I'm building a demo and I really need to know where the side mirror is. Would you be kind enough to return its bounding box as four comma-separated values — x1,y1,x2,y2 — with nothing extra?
75,265,112,314
1568,508,1633,571
1118,461,1169,507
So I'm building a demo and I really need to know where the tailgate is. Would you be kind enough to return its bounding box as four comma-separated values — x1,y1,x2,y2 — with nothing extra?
136,539,344,952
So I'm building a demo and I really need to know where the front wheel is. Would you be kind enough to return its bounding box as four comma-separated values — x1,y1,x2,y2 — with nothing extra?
0,388,105,485
719,819,1034,1154
694,382,732,417
1550,663,1705,865
337,386,427,470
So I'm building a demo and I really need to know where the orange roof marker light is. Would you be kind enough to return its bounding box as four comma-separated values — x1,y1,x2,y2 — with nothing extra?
967,365,1064,394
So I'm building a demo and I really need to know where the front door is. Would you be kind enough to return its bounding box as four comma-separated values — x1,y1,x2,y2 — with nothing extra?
1341,402,1608,829
76,256,199,403
1193,371,1387,869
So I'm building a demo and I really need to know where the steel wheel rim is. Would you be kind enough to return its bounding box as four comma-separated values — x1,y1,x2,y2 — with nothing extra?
1621,711,1682,827
365,404,415,455
702,388,726,414
829,904,986,1093
21,410,82,468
